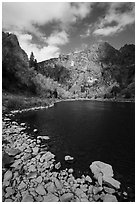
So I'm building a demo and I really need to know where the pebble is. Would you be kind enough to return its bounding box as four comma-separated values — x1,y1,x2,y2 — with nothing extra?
54,178,62,190
21,193,34,202
28,165,36,172
80,197,89,202
60,193,74,202
104,186,115,194
85,175,92,183
35,176,43,183
35,195,44,202
4,170,12,181
68,168,74,174
4,199,13,202
55,162,61,169
35,185,46,195
32,147,39,154
5,187,15,197
18,181,26,190
46,182,56,193
27,171,37,179
6,148,21,156
75,188,84,197
65,155,74,161
103,194,118,202
43,194,59,202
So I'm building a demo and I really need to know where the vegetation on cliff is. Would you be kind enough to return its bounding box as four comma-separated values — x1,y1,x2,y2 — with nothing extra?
2,31,135,111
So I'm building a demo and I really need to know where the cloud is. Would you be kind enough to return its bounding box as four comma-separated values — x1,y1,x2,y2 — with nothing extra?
2,2,93,61
46,31,69,46
93,2,135,36
16,33,60,62
2,2,92,34
80,28,91,38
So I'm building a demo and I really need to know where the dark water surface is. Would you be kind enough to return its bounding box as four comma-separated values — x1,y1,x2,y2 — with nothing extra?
16,100,135,188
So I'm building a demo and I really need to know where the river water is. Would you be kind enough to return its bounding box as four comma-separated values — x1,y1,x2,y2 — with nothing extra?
15,100,135,189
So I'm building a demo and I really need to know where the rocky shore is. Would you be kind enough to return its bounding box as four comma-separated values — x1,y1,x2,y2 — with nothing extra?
2,110,132,202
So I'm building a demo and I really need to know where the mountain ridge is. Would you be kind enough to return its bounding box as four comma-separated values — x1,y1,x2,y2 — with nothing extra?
2,31,135,100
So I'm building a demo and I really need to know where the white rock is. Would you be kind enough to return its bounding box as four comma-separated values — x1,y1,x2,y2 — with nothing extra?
90,161,120,189
40,152,55,162
4,199,13,202
65,155,74,161
5,187,15,197
60,193,74,202
35,185,46,195
103,175,121,189
35,176,42,183
68,168,74,174
43,194,59,202
80,197,89,202
46,182,56,193
37,135,50,140
18,181,26,190
90,161,113,178
10,160,22,168
4,170,12,181
55,162,61,169
75,188,84,197
103,194,118,202
20,122,25,125
104,186,115,194
21,193,34,202
32,147,39,154
54,178,62,190
28,165,36,172
85,175,92,183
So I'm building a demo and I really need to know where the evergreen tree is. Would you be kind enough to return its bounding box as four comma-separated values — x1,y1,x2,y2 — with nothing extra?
29,52,35,68
29,52,38,69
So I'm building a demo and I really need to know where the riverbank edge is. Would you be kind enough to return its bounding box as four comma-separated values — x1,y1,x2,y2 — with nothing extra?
2,95,134,201
2,113,129,202
2,93,135,115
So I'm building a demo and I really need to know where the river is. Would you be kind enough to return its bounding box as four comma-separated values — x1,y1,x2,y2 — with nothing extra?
15,100,135,190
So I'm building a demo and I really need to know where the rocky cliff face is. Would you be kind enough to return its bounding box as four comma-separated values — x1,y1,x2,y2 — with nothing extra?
2,32,35,93
2,31,134,100
37,42,135,99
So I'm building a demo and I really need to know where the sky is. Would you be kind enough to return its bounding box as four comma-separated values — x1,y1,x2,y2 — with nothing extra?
2,2,135,62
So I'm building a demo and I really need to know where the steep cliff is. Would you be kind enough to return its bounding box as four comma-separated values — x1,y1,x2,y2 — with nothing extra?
2,31,135,100
2,32,36,93
37,42,135,99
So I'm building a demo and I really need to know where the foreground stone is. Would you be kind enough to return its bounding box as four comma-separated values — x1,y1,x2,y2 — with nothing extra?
21,194,34,202
3,170,12,182
2,116,128,202
60,193,74,202
103,194,118,202
36,185,46,195
65,155,74,161
43,194,59,202
90,161,121,189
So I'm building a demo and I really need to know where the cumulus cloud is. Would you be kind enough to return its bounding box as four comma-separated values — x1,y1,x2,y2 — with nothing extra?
2,2,93,60
93,2,135,36
46,31,69,46
80,28,91,38
16,33,60,62
2,2,92,33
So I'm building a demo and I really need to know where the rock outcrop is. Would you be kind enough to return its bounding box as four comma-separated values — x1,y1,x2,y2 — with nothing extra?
2,32,36,93
37,42,135,99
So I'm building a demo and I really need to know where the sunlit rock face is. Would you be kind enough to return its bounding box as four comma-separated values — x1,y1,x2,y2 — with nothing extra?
2,31,134,99
37,42,135,99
